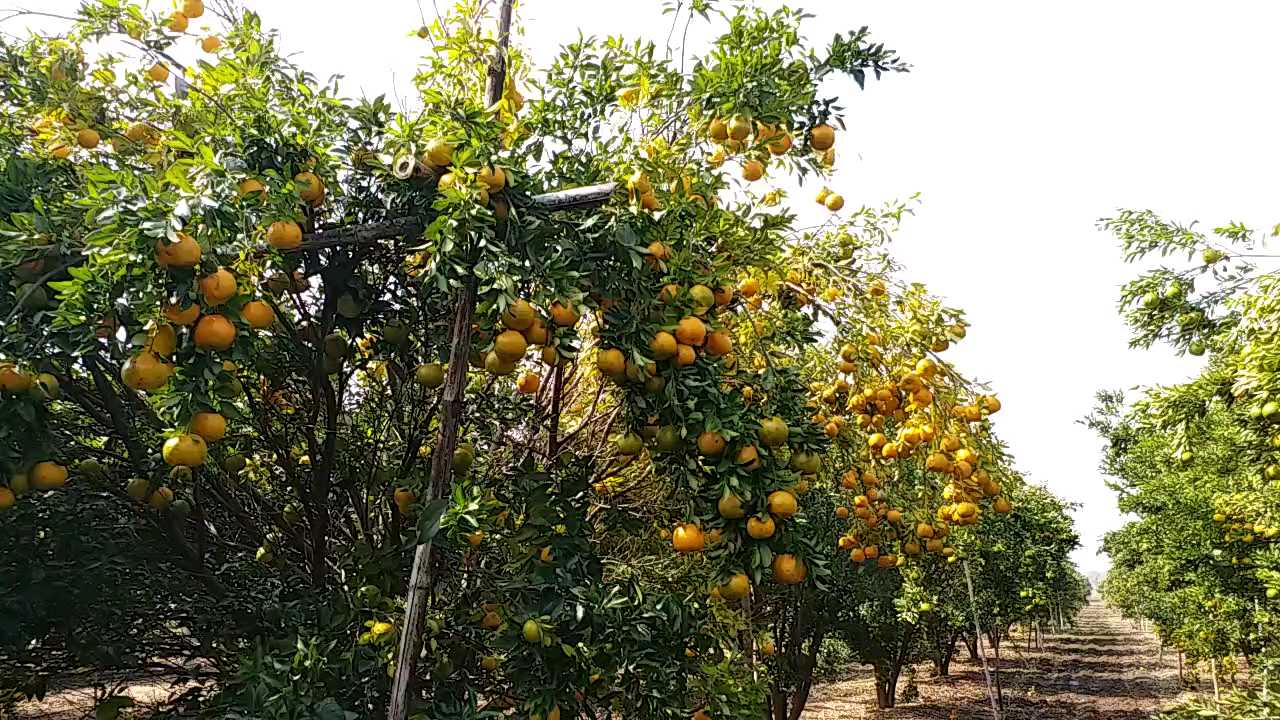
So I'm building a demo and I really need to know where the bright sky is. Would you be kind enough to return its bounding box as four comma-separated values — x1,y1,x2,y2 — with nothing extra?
17,1,1280,575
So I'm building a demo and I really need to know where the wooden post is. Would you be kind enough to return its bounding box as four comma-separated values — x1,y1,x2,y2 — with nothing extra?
1211,657,1221,710
386,3,515,718
962,561,1001,720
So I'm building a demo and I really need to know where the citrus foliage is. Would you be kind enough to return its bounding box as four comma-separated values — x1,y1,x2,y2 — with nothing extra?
1097,211,1280,705
0,2,1082,718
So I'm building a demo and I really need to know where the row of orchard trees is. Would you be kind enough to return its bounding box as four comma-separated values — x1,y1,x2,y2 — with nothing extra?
0,2,1085,719
1095,210,1280,715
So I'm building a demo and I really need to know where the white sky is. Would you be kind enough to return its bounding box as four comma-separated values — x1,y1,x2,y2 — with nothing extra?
17,1,1280,575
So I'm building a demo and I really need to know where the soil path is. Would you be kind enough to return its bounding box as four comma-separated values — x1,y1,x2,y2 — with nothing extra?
803,601,1184,719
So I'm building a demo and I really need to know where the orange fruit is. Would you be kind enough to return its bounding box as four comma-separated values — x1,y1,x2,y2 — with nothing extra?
835,506,850,519
145,323,177,357
772,554,807,584
76,128,100,149
120,352,171,391
717,494,745,519
809,124,835,150
0,365,31,393
182,0,205,18
824,193,845,212
736,444,760,470
190,411,226,442
517,372,540,394
242,300,275,329
705,330,732,357
200,35,221,52
194,314,236,351
478,166,506,191
767,490,797,518
31,461,68,490
523,318,548,345
696,430,726,457
493,330,528,362
199,267,238,305
720,573,750,601
757,417,789,448
742,159,764,182
597,348,626,377
650,331,678,360
167,11,188,32
147,63,169,83
294,172,325,204
548,301,579,327
672,523,705,553
746,515,776,539
237,178,267,198
156,233,201,269
0,487,14,510
674,344,696,368
268,221,303,250
501,299,536,331
164,302,200,326
674,316,706,346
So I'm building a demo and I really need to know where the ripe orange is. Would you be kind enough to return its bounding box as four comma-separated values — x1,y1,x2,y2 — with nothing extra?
742,159,764,182
493,330,528,361
674,344,696,367
31,461,68,490
916,523,935,539
478,166,506,191
156,233,201,269
747,515,776,539
502,299,536,330
167,11,188,32
647,240,672,261
675,316,706,346
268,221,303,250
696,430,726,457
294,172,325,205
708,117,728,142
182,0,205,18
542,301,576,327
517,372,540,394
835,506,850,519
120,352,172,391
736,444,761,470
194,314,236,351
772,554,807,584
672,523,705,553
824,193,845,212
191,411,226,442
810,124,835,151
242,300,275,329
597,348,626,377
523,318,549,345
0,365,31,393
394,488,416,514
718,494,745,519
713,285,734,306
650,331,677,360
757,416,789,448
147,63,169,83
148,486,175,511
164,302,200,326
767,490,798,518
424,139,453,167
727,114,752,141
995,497,1013,514
201,35,221,52
705,330,732,357
0,487,14,510
162,434,207,466
199,267,238,305
237,178,267,198
145,324,177,357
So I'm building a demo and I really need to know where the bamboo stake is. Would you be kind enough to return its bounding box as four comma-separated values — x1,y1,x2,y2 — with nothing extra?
962,560,1001,720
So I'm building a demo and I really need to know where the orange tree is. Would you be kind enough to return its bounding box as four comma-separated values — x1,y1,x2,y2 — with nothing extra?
0,2,1078,719
1095,210,1280,709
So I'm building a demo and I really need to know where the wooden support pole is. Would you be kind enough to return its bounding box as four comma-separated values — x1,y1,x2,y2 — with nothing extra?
962,560,1001,720
386,3,514,718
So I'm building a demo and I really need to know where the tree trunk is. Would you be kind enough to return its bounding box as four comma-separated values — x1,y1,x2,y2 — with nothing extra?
964,632,979,661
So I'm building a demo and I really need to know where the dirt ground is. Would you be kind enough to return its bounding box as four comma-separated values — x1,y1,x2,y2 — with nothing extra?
802,602,1185,720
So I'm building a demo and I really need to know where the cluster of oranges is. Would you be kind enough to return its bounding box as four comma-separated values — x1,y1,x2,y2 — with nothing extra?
702,112,838,203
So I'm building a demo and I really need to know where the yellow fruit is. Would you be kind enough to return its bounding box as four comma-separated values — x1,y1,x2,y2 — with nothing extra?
163,434,207,467
493,330,528,361
0,487,15,510
0,365,31,393
76,128,100,149
772,553,807,584
758,417,789,448
120,352,172,391
164,302,200,326
995,497,1013,514
424,139,454,167
747,515,776,539
672,523,705,553
767,490,798,518
191,411,226,442
597,348,626,377
727,114,752,141
31,461,68,490
147,63,169,83
824,193,845,212
548,301,579,327
673,344,696,368
294,172,325,204
200,35,222,52
478,166,506,191
237,178,267,198
182,0,205,18
742,159,764,182
720,573,750,601
810,124,835,151
689,284,716,315
502,299,536,330
193,314,236,351
522,619,542,643
148,486,175,510
199,267,237,305
650,331,678,360
167,11,188,32
268,221,303,250
708,117,728,142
